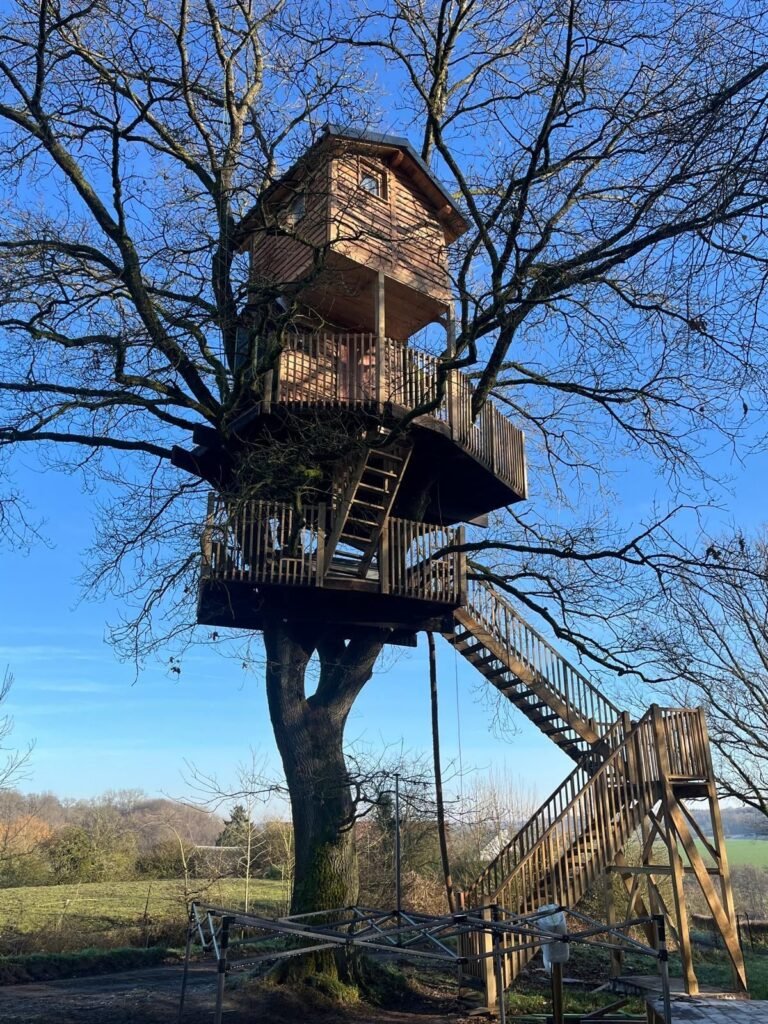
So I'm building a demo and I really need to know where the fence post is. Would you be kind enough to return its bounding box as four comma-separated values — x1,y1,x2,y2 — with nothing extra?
214,915,233,1024
492,903,507,1024
481,905,498,1009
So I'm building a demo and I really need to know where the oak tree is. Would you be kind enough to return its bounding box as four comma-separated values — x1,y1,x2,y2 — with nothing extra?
2,0,768,918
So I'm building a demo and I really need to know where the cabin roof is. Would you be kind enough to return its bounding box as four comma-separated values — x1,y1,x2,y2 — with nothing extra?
236,124,469,246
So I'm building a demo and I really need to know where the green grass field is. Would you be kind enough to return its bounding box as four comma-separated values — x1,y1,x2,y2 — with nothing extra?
722,839,768,867
0,877,289,955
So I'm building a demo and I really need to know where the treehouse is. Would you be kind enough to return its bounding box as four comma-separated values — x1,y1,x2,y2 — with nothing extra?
190,127,747,1003
192,125,529,639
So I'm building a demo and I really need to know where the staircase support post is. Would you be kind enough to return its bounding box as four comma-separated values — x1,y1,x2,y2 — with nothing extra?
604,870,623,978
651,705,698,995
698,709,747,994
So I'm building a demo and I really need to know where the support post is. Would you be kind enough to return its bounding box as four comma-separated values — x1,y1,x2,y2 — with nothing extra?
698,709,747,993
214,915,233,1024
262,367,274,414
605,871,623,979
379,521,390,594
445,305,458,436
651,706,698,995
394,772,402,921
316,502,326,584
492,904,507,1024
177,904,196,1024
200,493,215,578
655,914,673,1024
457,525,468,606
429,632,455,912
551,961,565,1024
375,271,385,408
481,905,498,1010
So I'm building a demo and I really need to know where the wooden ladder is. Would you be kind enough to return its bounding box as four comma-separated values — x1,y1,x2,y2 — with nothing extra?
324,436,413,579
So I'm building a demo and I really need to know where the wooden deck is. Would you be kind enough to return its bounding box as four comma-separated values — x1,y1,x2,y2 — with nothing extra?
266,332,527,501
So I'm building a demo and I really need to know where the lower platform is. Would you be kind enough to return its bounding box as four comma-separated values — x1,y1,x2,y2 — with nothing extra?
197,578,458,643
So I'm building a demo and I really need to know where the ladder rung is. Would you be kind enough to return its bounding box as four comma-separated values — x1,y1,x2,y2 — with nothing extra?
361,466,400,478
355,481,389,494
348,501,386,513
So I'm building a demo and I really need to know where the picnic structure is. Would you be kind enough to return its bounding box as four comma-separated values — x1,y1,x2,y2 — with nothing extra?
190,125,748,999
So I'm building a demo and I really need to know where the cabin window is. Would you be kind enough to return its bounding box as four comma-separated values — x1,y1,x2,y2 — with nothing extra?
359,165,387,201
280,192,306,229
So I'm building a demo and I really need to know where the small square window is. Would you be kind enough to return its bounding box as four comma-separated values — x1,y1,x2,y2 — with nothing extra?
359,166,386,200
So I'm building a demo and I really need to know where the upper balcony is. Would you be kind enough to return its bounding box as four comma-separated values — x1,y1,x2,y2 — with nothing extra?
254,332,527,523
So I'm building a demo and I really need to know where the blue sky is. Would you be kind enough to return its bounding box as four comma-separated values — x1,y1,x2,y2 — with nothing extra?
2,31,767,814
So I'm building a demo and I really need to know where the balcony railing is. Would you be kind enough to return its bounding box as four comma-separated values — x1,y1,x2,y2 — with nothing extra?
201,498,466,605
268,332,527,499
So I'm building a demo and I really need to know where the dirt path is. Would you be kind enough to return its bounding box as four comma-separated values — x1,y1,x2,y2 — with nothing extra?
0,962,482,1023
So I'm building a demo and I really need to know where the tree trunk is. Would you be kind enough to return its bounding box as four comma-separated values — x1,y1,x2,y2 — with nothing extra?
263,620,387,916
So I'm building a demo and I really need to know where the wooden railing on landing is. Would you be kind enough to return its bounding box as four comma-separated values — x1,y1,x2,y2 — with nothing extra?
200,497,466,605
460,706,710,984
271,332,527,499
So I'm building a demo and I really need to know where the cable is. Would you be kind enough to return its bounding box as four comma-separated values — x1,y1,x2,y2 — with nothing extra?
454,644,464,803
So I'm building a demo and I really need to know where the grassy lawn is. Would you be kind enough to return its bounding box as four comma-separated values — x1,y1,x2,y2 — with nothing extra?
0,877,289,955
723,839,768,868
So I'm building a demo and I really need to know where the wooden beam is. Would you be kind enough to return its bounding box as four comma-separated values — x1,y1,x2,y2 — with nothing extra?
374,271,385,407
666,800,747,992
651,706,698,995
698,709,745,993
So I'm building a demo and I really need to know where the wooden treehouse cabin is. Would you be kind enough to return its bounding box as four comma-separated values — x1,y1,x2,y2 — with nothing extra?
191,126,747,1000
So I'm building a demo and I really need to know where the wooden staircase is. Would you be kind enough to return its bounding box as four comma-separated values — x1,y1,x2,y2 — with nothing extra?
449,579,747,998
445,579,620,766
324,435,413,579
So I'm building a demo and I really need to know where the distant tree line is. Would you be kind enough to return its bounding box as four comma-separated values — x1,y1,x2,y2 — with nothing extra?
0,788,293,888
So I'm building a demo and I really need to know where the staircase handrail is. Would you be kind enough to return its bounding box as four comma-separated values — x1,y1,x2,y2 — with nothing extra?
467,717,629,903
467,709,662,908
464,578,621,737
494,709,677,906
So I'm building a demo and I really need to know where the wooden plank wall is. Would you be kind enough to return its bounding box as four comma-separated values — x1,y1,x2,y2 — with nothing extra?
249,164,330,287
331,154,451,304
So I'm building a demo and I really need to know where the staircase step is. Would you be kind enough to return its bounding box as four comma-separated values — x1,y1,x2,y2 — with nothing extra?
471,652,502,668
345,514,380,526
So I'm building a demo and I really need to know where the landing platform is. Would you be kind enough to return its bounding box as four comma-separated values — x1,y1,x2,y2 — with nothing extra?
649,998,766,1024
613,976,749,1001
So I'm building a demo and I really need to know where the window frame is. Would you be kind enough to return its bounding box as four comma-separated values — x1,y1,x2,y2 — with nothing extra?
279,191,306,230
358,161,388,203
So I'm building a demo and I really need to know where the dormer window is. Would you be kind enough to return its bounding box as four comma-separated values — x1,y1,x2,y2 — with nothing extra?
359,165,386,200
